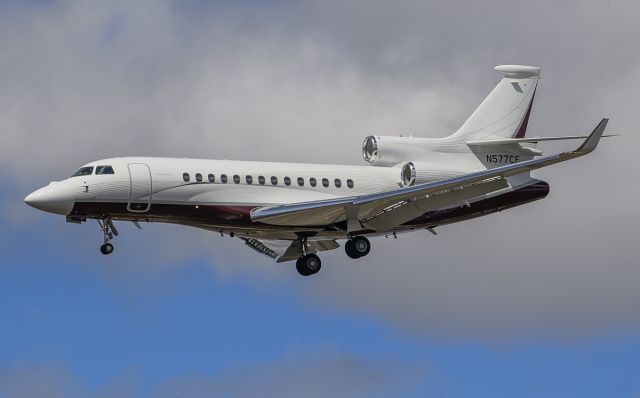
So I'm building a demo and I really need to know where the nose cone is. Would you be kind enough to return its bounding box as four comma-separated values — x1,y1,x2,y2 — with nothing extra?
24,183,74,215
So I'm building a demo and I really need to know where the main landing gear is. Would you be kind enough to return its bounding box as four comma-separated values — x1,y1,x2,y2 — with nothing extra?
345,236,371,259
296,254,321,276
97,217,118,255
293,237,322,276
294,235,372,276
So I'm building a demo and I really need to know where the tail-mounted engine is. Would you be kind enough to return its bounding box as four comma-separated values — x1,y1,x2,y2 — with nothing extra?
362,135,437,167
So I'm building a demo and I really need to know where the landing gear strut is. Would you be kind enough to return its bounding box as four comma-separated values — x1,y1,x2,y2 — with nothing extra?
97,217,118,255
345,236,370,259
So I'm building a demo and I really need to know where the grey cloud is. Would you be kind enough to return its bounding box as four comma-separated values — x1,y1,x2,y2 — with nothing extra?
2,0,639,340
0,362,140,398
0,353,420,398
157,350,422,398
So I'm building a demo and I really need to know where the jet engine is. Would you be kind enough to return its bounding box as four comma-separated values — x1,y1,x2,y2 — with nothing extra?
362,135,437,167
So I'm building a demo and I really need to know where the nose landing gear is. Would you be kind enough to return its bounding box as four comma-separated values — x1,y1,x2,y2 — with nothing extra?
97,217,118,255
100,242,114,255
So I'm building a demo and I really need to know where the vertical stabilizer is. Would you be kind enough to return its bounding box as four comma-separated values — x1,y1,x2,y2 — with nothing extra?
448,65,540,142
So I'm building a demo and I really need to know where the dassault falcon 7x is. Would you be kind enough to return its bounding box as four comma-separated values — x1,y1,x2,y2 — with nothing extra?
25,65,612,276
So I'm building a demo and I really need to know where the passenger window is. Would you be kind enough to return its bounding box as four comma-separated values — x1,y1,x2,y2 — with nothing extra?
297,177,304,186
334,178,342,188
347,179,354,188
183,173,190,182
310,177,317,187
195,173,203,183
221,174,228,183
322,178,329,188
284,177,291,186
233,175,240,184
71,166,94,177
246,175,253,184
208,174,215,183
258,176,265,185
271,176,278,185
95,166,114,175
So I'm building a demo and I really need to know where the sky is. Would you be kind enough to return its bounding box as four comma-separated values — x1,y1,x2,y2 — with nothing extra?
1,0,639,396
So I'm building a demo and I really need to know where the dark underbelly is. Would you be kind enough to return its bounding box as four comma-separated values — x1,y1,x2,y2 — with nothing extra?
402,180,550,229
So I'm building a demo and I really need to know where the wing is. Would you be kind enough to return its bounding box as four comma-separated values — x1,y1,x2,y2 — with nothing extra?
251,119,608,231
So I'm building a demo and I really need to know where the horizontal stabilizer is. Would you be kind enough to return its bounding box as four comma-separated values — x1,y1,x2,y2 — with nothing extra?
467,133,618,146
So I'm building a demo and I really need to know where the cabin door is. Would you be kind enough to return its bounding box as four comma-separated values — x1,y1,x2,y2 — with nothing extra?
127,163,152,213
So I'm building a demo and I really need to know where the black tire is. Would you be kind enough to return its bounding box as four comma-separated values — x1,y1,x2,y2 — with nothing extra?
100,243,114,255
351,236,370,258
296,254,321,276
295,258,308,276
345,240,360,259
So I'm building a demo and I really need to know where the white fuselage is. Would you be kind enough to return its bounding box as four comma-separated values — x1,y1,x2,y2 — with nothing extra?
26,153,511,240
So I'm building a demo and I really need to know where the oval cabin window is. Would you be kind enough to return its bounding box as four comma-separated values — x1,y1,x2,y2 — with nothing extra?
208,174,215,183
183,173,190,182
195,173,203,183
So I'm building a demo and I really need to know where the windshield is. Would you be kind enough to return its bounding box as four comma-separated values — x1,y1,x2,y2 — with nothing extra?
71,166,94,177
95,166,114,175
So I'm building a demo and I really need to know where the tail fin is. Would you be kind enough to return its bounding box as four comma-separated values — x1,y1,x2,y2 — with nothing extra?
448,65,540,142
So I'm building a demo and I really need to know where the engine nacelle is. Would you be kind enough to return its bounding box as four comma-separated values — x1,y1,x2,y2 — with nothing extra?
362,135,436,166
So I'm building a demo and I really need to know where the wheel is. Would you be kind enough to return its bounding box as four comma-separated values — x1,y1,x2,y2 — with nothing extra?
100,243,114,255
296,254,321,276
345,240,360,259
351,236,370,258
295,258,307,275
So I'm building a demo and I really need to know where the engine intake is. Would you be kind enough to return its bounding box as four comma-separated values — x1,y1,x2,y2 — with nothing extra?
400,162,416,187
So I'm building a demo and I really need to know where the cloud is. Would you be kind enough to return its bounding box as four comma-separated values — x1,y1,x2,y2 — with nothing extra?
0,351,421,398
2,0,639,340
158,350,422,398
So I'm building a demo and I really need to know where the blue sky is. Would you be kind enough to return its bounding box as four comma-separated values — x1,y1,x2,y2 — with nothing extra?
1,1,639,397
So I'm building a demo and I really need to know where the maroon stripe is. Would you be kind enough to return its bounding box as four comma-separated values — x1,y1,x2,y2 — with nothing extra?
513,88,536,138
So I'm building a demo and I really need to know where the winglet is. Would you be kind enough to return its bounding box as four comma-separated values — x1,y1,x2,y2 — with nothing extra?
576,118,608,154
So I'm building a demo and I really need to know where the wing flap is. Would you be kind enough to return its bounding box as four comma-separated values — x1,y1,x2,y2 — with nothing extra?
362,177,509,231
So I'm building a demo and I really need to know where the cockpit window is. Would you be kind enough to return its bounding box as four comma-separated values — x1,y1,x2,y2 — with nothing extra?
95,166,114,175
71,166,93,177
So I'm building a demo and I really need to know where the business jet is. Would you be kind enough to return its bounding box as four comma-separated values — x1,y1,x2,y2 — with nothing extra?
25,65,612,276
